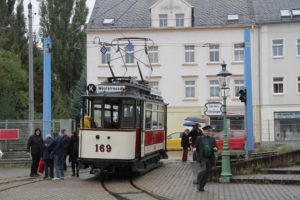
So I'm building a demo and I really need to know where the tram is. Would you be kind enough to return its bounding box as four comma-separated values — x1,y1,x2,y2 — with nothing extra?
78,76,168,174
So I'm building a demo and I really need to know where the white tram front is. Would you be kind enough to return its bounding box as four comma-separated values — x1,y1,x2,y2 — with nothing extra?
78,77,168,174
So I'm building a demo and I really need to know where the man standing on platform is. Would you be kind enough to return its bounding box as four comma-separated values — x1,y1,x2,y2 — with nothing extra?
193,125,218,192
189,123,203,161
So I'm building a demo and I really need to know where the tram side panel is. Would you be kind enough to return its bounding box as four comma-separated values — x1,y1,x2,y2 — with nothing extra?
79,130,136,160
144,130,165,155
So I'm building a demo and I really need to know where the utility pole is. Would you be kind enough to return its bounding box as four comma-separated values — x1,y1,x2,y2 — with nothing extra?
28,2,34,136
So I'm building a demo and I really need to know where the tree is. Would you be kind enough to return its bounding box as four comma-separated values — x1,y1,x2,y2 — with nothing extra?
39,0,88,118
0,50,28,119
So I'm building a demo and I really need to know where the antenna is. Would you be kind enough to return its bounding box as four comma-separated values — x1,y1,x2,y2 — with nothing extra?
136,61,144,82
107,61,116,79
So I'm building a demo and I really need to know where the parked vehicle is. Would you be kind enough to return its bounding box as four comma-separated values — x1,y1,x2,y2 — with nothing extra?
213,130,256,150
167,132,183,150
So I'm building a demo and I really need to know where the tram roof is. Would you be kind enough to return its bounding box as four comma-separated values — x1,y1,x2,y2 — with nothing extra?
83,77,165,103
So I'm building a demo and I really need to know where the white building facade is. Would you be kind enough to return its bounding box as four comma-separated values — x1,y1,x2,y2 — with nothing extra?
86,0,300,145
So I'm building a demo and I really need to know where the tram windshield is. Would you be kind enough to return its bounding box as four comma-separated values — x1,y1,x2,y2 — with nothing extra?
84,98,140,129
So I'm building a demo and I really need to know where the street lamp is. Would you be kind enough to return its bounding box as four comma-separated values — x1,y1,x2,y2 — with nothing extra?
217,62,232,183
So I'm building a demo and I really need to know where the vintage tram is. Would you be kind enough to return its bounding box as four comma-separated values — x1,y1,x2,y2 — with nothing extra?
78,76,168,174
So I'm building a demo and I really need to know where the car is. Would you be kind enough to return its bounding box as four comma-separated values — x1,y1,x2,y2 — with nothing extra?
213,130,256,150
167,131,183,150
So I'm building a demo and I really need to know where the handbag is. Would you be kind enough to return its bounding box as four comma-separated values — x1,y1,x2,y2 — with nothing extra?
38,159,45,173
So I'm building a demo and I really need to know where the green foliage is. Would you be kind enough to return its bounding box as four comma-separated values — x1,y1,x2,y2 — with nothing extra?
0,50,28,119
39,0,88,118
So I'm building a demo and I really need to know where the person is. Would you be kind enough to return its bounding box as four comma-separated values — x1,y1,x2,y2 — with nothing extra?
0,149,3,159
69,131,79,177
51,132,64,180
27,128,43,177
60,129,70,171
181,129,190,162
42,134,55,179
193,125,218,192
189,123,203,161
84,114,92,128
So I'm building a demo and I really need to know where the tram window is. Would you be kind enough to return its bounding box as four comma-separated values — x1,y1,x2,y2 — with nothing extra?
152,111,158,129
104,104,119,128
122,104,134,128
145,110,152,130
158,111,164,129
93,104,102,128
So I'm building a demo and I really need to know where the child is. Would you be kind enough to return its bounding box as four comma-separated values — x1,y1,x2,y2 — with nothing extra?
181,129,190,162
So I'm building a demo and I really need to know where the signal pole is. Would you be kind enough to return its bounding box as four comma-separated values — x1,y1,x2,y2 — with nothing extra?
28,2,34,136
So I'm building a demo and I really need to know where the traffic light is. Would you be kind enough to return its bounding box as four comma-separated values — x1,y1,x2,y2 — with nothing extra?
239,89,247,103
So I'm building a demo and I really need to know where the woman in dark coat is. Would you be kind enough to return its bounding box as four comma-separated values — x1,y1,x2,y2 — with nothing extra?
69,131,79,177
27,128,43,177
181,129,190,162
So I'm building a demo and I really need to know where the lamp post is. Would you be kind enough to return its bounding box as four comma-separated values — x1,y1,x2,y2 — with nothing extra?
217,62,232,183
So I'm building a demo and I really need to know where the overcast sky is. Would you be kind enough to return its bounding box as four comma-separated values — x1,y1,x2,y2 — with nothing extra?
23,0,96,34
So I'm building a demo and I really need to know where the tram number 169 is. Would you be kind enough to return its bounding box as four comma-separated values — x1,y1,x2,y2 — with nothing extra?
95,144,112,153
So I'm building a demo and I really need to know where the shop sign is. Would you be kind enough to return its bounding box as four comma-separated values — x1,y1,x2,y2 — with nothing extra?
205,102,222,116
274,112,300,119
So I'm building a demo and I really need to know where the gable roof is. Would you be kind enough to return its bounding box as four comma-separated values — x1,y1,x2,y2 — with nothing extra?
87,0,300,30
252,0,300,24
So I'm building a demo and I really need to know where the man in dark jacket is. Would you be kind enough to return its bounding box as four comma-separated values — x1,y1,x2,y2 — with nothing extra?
42,134,55,179
193,125,218,192
181,129,190,162
189,123,203,161
69,131,79,177
60,129,70,171
27,128,43,177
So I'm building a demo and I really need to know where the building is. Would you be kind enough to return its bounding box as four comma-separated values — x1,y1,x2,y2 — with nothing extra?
251,0,300,145
86,0,300,145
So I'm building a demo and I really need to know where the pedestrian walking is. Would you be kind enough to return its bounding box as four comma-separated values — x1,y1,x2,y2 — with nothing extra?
69,131,79,177
181,129,190,162
189,123,203,161
51,132,64,180
27,128,43,177
42,134,55,179
193,125,218,192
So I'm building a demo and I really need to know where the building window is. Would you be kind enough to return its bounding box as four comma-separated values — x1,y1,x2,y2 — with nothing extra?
185,46,195,63
297,39,300,56
209,44,220,62
273,77,284,94
209,80,219,97
298,76,300,93
149,81,159,90
148,46,158,64
125,45,134,64
234,80,244,97
159,14,168,27
185,80,195,98
234,43,244,61
272,39,284,57
101,47,111,64
176,14,184,27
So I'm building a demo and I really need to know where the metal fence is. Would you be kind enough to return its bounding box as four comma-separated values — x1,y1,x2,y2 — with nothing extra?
0,119,75,153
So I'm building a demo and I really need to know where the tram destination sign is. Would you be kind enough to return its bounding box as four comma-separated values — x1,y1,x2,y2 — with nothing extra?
97,85,125,93
204,102,222,116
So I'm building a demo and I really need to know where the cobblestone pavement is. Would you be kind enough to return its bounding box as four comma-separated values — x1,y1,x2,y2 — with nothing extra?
1,157,300,200
134,160,300,200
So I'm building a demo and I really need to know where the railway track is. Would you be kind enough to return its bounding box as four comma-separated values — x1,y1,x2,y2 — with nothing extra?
0,176,43,192
101,174,170,200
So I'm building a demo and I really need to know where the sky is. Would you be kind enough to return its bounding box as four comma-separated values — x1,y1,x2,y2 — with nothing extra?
23,0,96,34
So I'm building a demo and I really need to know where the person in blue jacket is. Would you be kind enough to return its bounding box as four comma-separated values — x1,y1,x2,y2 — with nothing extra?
42,134,55,179
51,132,64,180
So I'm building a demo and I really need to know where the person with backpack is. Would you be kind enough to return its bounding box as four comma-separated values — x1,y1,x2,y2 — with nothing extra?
193,125,218,192
69,131,79,177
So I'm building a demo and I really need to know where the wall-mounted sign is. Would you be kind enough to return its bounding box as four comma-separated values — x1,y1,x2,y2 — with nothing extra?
205,102,222,116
